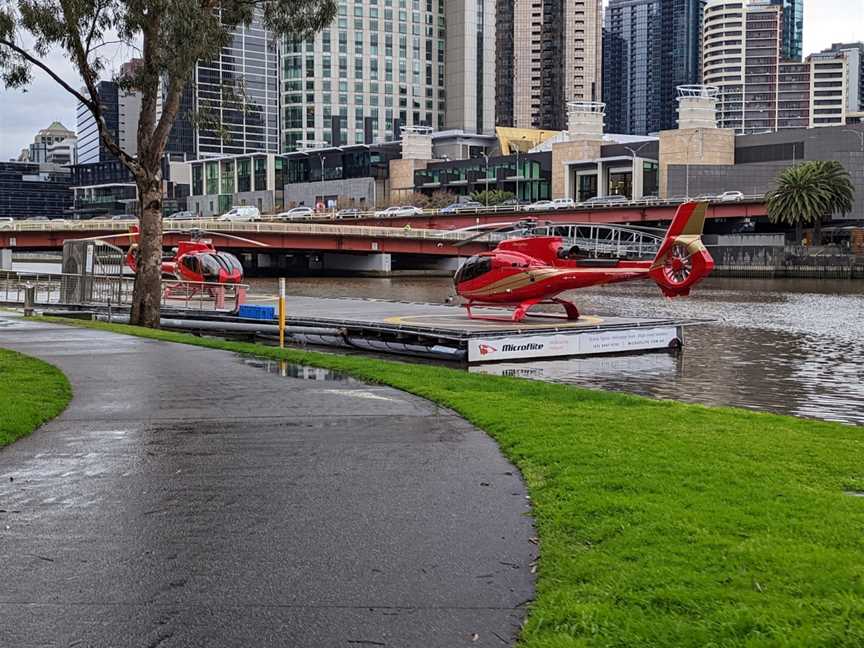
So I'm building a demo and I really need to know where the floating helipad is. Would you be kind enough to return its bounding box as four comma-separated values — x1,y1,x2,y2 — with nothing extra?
225,295,709,363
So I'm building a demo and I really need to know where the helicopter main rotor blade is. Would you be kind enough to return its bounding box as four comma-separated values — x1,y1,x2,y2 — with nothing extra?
172,228,270,247
73,232,138,242
453,220,537,248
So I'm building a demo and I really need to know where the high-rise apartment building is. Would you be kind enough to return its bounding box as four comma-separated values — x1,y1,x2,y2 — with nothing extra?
496,0,602,130
281,0,456,152
444,0,496,134
704,1,851,133
603,0,704,135
819,43,864,114
702,0,746,131
195,7,280,156
807,51,849,127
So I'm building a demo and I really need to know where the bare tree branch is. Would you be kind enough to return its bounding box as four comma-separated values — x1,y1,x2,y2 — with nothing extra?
0,38,94,110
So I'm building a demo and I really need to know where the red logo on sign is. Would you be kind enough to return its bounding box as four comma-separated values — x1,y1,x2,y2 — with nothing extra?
478,344,497,356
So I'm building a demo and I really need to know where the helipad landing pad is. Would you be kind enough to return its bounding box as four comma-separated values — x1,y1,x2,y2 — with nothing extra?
269,296,700,363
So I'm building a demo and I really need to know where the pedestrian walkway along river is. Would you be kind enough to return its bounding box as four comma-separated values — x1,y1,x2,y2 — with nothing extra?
0,314,535,647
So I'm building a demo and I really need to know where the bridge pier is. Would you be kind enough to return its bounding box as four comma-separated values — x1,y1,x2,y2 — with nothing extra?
0,249,11,271
322,252,392,276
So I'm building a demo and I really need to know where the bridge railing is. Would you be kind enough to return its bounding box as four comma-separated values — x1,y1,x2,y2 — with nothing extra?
0,270,247,313
0,194,767,232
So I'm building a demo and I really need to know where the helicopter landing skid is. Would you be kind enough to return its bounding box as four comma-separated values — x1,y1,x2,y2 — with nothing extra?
464,298,580,323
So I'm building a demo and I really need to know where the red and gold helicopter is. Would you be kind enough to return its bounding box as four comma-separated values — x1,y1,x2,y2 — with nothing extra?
454,201,715,322
82,226,267,287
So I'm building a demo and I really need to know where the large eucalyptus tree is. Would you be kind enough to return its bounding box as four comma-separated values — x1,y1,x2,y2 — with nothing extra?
0,0,335,327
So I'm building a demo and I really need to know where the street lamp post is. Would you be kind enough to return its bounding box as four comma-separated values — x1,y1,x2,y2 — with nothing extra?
514,148,520,208
481,152,490,207
623,141,653,200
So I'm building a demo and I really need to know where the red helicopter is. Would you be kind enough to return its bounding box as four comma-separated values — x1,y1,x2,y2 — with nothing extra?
82,226,267,287
454,201,715,322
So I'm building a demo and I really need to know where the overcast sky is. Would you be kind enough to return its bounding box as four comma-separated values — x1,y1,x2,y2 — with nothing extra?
0,0,862,161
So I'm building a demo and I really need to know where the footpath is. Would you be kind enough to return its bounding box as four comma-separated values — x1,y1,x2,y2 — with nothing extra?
0,314,535,647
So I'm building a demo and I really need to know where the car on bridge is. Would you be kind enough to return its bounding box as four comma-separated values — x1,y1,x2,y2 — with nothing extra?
582,195,629,206
375,205,424,218
551,198,576,210
218,206,261,222
440,201,484,214
524,200,555,212
719,190,744,202
335,208,363,219
275,207,315,220
167,210,195,221
0,217,13,229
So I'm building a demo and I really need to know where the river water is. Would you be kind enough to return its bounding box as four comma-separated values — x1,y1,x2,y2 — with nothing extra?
247,275,864,426
12,260,863,425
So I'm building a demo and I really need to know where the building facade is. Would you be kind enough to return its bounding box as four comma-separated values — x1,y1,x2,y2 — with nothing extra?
195,7,281,156
807,51,849,128
17,121,78,166
819,42,864,114
604,0,704,136
496,0,602,130
76,81,120,164
755,0,803,61
704,0,846,134
0,162,72,219
443,0,496,134
280,0,450,153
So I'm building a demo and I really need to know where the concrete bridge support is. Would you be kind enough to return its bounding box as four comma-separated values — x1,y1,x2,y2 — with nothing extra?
322,252,392,276
0,249,11,271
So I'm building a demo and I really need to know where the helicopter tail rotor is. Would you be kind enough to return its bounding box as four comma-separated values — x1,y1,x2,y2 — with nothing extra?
648,201,714,297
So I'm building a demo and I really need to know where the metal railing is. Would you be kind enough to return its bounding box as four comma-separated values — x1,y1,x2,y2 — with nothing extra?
508,223,664,259
0,271,247,313
0,194,768,230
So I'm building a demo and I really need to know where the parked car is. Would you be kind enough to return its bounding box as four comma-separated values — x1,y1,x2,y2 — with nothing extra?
0,217,14,229
275,206,314,220
335,208,362,219
718,190,744,202
25,216,49,221
551,198,576,210
218,206,261,222
582,195,628,206
374,205,424,218
440,201,483,214
524,200,555,212
166,210,195,220
111,214,138,221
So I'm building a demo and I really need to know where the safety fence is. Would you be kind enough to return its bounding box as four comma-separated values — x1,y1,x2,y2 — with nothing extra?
0,271,247,312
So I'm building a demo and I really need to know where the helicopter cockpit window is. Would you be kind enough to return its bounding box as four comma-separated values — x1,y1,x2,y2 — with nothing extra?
198,254,222,277
455,256,492,283
217,252,242,271
182,256,200,273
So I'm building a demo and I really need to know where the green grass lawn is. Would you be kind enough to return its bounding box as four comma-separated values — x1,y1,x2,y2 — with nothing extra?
0,348,71,448
34,317,864,646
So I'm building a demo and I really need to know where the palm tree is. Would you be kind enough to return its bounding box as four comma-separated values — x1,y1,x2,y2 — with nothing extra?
766,160,855,245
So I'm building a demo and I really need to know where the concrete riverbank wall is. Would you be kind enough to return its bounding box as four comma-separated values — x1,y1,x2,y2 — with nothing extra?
706,234,864,278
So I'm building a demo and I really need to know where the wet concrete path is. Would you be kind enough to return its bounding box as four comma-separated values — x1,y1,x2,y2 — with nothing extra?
0,315,535,647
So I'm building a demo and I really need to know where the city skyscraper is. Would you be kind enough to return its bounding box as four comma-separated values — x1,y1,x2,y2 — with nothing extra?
758,0,803,61
76,81,121,164
444,0,496,134
603,0,703,135
281,0,451,152
195,7,281,156
495,0,602,131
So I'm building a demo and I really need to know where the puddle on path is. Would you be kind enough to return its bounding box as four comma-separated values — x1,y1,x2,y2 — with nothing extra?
241,356,360,384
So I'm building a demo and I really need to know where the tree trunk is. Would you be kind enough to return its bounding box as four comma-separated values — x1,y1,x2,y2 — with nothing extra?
795,221,803,246
130,175,164,328
813,216,822,247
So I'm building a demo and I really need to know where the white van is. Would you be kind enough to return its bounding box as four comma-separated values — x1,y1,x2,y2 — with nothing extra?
218,206,261,222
